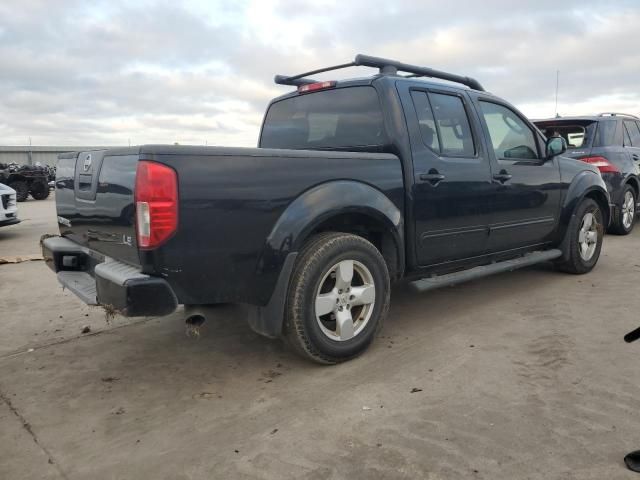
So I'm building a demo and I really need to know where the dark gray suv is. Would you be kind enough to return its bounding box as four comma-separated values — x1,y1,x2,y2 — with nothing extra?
535,113,640,235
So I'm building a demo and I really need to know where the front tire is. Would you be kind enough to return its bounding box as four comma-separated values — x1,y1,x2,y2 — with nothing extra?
609,185,636,235
285,232,390,364
555,198,604,274
10,180,29,202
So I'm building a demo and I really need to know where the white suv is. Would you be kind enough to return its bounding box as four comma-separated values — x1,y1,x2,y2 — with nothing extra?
0,183,20,227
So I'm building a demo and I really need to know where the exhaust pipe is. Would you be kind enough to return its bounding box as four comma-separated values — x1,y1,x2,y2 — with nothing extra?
184,305,206,338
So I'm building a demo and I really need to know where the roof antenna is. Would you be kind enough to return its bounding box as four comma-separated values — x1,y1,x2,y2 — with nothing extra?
554,70,560,118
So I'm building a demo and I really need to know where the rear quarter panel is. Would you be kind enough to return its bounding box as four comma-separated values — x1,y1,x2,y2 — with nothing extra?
139,147,404,306
591,145,638,205
557,156,610,234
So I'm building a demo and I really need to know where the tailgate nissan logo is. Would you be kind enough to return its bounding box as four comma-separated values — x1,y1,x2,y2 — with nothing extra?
83,154,92,172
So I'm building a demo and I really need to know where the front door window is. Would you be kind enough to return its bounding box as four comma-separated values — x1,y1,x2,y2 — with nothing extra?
480,102,539,160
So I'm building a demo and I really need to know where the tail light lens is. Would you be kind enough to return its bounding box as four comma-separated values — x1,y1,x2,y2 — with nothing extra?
579,156,620,173
135,161,178,249
298,81,336,93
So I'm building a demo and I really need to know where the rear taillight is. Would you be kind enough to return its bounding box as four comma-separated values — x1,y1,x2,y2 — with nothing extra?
579,156,620,173
135,161,178,249
297,81,336,93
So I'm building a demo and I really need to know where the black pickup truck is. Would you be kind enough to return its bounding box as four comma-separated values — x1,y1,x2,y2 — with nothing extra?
43,55,610,363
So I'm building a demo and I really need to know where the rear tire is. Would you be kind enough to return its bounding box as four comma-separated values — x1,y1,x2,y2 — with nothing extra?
10,180,29,202
609,185,636,235
29,179,50,200
284,232,390,364
555,198,604,274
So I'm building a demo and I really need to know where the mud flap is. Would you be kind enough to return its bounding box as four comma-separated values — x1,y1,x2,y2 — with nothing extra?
246,252,298,339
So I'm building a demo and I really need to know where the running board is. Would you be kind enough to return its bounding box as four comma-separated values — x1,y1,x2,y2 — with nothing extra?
409,249,562,293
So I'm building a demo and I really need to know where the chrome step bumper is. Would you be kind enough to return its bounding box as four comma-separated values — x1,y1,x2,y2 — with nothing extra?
42,236,177,317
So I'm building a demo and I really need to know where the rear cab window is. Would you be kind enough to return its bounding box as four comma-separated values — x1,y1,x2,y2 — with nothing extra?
260,86,388,151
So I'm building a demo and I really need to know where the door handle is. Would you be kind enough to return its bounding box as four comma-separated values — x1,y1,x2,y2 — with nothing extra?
633,154,639,162
419,171,445,185
493,171,512,183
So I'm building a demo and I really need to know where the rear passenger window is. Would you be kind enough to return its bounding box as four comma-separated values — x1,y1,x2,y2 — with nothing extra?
411,91,475,156
430,93,475,156
624,121,640,147
410,91,440,152
480,101,539,160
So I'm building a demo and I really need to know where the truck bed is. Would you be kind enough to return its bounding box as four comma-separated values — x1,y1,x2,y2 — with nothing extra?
54,145,404,306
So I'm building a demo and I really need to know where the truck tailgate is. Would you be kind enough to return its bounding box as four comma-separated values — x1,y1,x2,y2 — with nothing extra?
55,150,140,266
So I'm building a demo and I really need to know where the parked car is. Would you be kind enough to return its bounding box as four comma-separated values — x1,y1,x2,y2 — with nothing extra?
534,113,640,235
0,183,20,227
0,162,51,202
42,54,610,363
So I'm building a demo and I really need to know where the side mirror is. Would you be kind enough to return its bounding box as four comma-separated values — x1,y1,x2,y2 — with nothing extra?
546,136,567,158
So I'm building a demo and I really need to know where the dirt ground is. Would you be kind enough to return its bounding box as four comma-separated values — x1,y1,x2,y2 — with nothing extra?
1,196,640,479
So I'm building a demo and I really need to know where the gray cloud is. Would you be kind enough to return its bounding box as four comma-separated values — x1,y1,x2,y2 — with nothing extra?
0,0,638,146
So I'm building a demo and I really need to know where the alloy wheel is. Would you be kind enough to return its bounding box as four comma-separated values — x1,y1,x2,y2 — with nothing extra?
578,212,599,261
622,190,635,230
314,260,376,341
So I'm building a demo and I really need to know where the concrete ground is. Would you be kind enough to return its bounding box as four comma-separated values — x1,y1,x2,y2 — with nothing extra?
1,196,640,480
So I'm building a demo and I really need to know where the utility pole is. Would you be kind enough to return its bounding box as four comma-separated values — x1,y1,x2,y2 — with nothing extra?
555,70,560,118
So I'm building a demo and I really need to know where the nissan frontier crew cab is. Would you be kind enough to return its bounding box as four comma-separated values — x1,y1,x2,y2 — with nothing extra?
43,55,610,364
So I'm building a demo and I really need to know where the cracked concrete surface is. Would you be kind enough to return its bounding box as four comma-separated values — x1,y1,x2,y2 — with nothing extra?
0,390,68,479
1,196,640,479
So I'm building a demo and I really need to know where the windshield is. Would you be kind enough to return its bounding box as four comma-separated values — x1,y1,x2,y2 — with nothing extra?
260,86,388,151
533,120,597,149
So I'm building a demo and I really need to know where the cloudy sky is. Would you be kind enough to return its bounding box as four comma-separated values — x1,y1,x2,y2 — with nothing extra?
1,0,639,146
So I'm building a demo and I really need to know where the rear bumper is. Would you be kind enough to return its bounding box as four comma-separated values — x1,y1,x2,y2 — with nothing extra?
42,236,177,317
